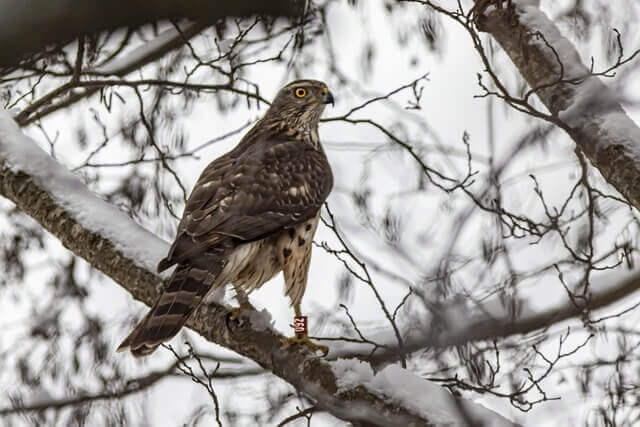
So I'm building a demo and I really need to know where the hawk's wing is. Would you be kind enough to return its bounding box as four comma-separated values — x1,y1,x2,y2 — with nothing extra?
158,139,333,272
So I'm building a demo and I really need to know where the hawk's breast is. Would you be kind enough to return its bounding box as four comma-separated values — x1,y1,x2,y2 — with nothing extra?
220,212,320,304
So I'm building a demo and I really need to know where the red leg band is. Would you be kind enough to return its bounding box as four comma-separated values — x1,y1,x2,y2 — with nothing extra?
293,316,307,336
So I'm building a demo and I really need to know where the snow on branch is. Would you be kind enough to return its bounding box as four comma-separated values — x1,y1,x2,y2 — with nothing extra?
477,1,640,211
332,359,515,427
0,109,516,426
0,0,301,69
91,21,206,76
0,111,168,271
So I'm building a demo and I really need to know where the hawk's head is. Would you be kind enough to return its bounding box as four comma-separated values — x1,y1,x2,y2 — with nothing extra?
265,79,334,130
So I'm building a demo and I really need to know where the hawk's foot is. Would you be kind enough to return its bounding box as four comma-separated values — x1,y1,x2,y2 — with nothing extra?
281,334,329,356
227,301,256,322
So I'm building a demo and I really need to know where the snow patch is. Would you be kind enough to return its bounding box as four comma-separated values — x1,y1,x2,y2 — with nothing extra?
203,285,226,305
331,358,516,426
0,109,169,273
92,21,195,76
516,3,586,79
247,308,275,331
333,357,375,391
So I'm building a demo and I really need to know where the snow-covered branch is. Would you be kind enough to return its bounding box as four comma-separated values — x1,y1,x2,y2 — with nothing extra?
330,266,640,363
477,1,640,211
332,359,515,427
90,21,205,76
0,109,516,426
16,21,208,126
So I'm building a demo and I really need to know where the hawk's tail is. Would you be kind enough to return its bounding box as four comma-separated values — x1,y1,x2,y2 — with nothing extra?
117,265,212,357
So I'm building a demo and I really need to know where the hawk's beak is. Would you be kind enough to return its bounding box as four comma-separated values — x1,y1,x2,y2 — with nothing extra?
322,90,334,106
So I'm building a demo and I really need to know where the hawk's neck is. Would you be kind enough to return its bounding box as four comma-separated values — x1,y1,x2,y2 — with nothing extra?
243,117,320,150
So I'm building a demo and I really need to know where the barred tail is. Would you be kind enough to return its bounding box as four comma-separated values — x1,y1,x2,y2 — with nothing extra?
117,266,213,357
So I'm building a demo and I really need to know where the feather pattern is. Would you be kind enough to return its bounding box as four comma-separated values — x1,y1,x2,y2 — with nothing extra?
118,80,334,356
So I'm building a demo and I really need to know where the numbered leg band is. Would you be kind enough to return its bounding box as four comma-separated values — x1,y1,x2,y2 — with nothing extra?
294,316,308,336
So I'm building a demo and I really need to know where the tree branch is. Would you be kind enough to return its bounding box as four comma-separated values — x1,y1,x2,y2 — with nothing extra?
0,363,176,415
476,1,640,211
327,0,640,365
0,110,516,426
329,266,640,364
0,356,262,415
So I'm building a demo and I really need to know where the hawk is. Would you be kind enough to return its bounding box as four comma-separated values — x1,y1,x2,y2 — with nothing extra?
117,80,334,357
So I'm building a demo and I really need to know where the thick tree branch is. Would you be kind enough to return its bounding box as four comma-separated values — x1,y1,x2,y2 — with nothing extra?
0,110,516,426
476,1,640,211
0,0,301,68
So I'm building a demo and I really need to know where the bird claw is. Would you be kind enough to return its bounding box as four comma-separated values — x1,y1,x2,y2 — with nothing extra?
281,334,329,356
225,302,256,330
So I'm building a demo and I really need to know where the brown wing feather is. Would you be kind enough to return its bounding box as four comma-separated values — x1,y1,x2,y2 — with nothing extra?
158,139,332,273
157,153,235,272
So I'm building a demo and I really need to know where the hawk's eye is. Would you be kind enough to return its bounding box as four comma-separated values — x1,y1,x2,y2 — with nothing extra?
295,88,307,98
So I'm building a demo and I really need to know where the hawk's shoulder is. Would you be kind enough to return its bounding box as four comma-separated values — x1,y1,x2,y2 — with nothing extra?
158,137,332,273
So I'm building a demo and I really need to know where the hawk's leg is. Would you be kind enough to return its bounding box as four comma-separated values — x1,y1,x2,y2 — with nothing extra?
281,304,329,356
229,285,256,321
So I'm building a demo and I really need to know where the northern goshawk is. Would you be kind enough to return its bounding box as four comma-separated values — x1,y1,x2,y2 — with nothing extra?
117,79,334,356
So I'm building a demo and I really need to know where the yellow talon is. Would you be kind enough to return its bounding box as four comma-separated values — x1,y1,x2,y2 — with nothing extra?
282,334,329,356
228,302,255,321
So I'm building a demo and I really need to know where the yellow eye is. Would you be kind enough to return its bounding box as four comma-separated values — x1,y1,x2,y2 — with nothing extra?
295,88,307,98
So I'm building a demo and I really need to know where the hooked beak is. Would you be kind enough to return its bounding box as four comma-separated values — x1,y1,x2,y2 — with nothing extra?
323,90,334,106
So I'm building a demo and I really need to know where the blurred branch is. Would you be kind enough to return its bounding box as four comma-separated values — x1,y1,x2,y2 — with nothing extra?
90,21,206,76
0,354,262,415
329,266,640,364
0,362,176,415
0,0,301,69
